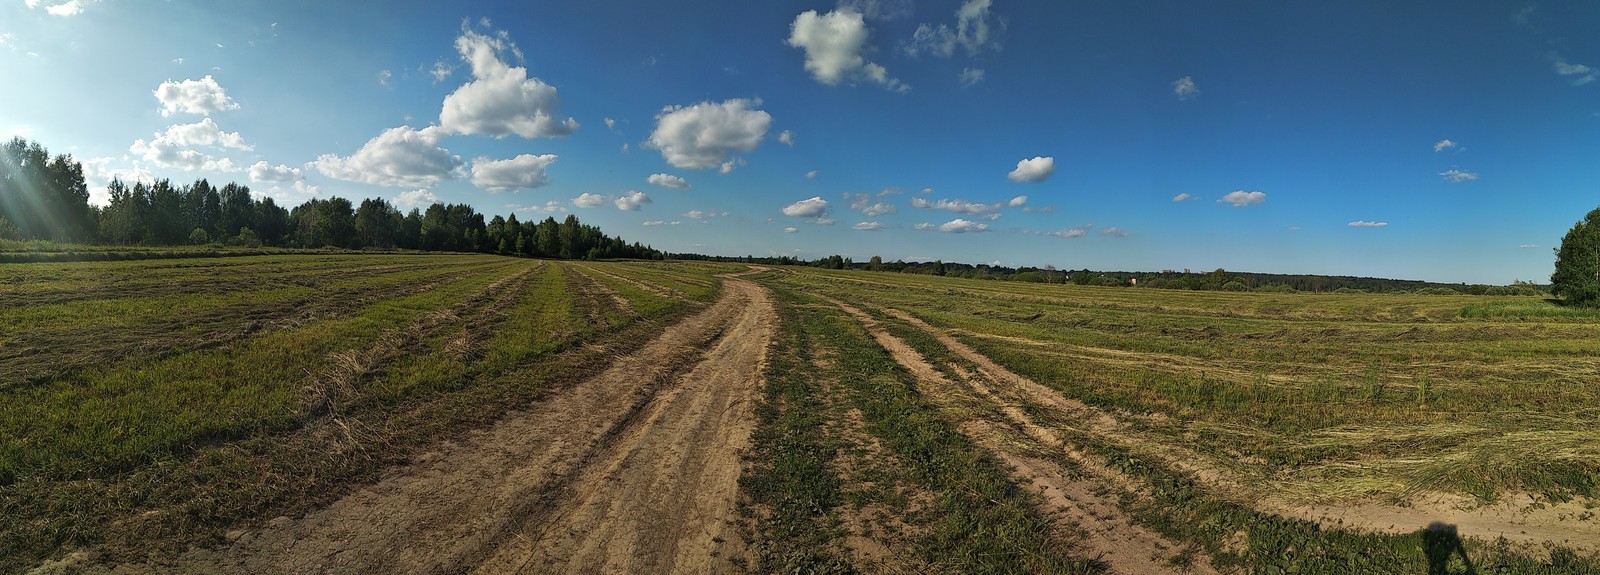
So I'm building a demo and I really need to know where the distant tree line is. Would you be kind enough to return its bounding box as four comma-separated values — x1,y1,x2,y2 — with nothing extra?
683,252,1544,295
0,137,661,260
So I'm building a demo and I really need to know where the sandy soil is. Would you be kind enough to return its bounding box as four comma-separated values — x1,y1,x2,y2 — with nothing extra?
830,299,1217,575
67,276,775,575
875,304,1600,556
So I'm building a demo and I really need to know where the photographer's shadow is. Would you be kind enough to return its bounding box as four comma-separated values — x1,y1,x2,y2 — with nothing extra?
1422,522,1476,575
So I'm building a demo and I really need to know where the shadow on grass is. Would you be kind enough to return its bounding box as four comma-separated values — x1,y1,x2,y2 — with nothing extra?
1422,522,1475,575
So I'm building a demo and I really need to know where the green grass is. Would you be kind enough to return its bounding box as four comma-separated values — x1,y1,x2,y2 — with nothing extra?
751,285,1102,574
0,255,716,571
751,266,1600,573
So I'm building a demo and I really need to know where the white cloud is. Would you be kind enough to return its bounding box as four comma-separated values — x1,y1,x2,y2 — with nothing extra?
79,157,155,206
1007,156,1055,183
1218,190,1266,207
1023,205,1056,213
395,189,441,208
439,26,578,138
1100,227,1129,237
1007,195,1027,207
936,218,988,233
1439,168,1479,182
647,173,691,189
429,61,453,83
853,221,886,230
309,125,461,187
646,99,771,169
29,0,95,16
783,196,830,218
471,153,557,192
1554,57,1599,85
911,196,1008,214
1173,76,1198,100
642,220,671,226
614,190,652,211
129,119,252,172
377,69,392,86
1433,139,1457,152
154,75,240,117
778,130,794,146
805,170,818,179
1172,193,1197,202
1348,220,1389,228
720,157,747,174
514,201,567,215
1519,244,1539,249
784,226,799,233
1048,225,1092,238
959,67,985,86
846,192,898,216
258,180,321,205
904,0,997,57
249,161,302,183
787,9,908,92
572,192,607,208
913,223,935,231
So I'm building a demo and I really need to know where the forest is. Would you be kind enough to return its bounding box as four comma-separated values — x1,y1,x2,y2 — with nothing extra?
0,137,662,260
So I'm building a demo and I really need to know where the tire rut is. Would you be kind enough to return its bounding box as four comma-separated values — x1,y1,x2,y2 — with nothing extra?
92,276,773,575
830,299,1217,575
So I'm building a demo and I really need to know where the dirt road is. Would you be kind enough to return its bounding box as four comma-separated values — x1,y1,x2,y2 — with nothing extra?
91,277,774,575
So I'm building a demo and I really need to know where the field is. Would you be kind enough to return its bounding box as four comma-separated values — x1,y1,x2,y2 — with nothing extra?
5,254,1600,573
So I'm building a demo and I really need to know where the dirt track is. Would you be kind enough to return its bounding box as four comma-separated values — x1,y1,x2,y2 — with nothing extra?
90,277,774,575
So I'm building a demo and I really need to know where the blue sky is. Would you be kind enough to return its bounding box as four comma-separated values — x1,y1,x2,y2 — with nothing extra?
3,1,1597,283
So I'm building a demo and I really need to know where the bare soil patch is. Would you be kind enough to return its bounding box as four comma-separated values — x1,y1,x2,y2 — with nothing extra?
65,277,776,575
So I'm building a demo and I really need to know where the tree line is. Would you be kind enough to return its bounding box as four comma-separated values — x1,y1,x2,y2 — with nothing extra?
0,137,661,260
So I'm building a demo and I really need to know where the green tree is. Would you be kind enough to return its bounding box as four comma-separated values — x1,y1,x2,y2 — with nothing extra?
188,227,210,245
354,197,399,248
1552,207,1600,306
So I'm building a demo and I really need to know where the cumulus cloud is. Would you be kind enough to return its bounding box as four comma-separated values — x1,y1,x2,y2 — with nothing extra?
845,191,898,216
439,25,578,138
394,189,441,208
1554,57,1598,85
1007,156,1055,183
720,157,747,174
309,125,461,187
778,130,794,146
1348,220,1389,228
959,67,985,86
471,153,557,192
514,201,568,215
783,196,830,218
647,173,691,189
1433,139,1457,152
935,218,987,233
1172,193,1197,202
913,223,935,231
249,161,302,183
805,170,818,179
572,192,607,208
911,196,1013,214
1439,168,1479,182
154,75,240,117
604,117,616,130
129,119,252,172
853,221,886,230
646,99,771,169
787,9,908,92
614,190,652,211
1048,225,1092,238
904,0,997,57
1173,76,1198,100
37,0,95,16
1217,190,1266,207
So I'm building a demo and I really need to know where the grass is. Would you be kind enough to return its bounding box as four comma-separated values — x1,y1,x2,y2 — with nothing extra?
751,266,1600,573
741,284,1102,574
0,255,716,571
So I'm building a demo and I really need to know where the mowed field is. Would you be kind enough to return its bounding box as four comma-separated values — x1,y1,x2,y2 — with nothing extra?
5,255,1600,574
